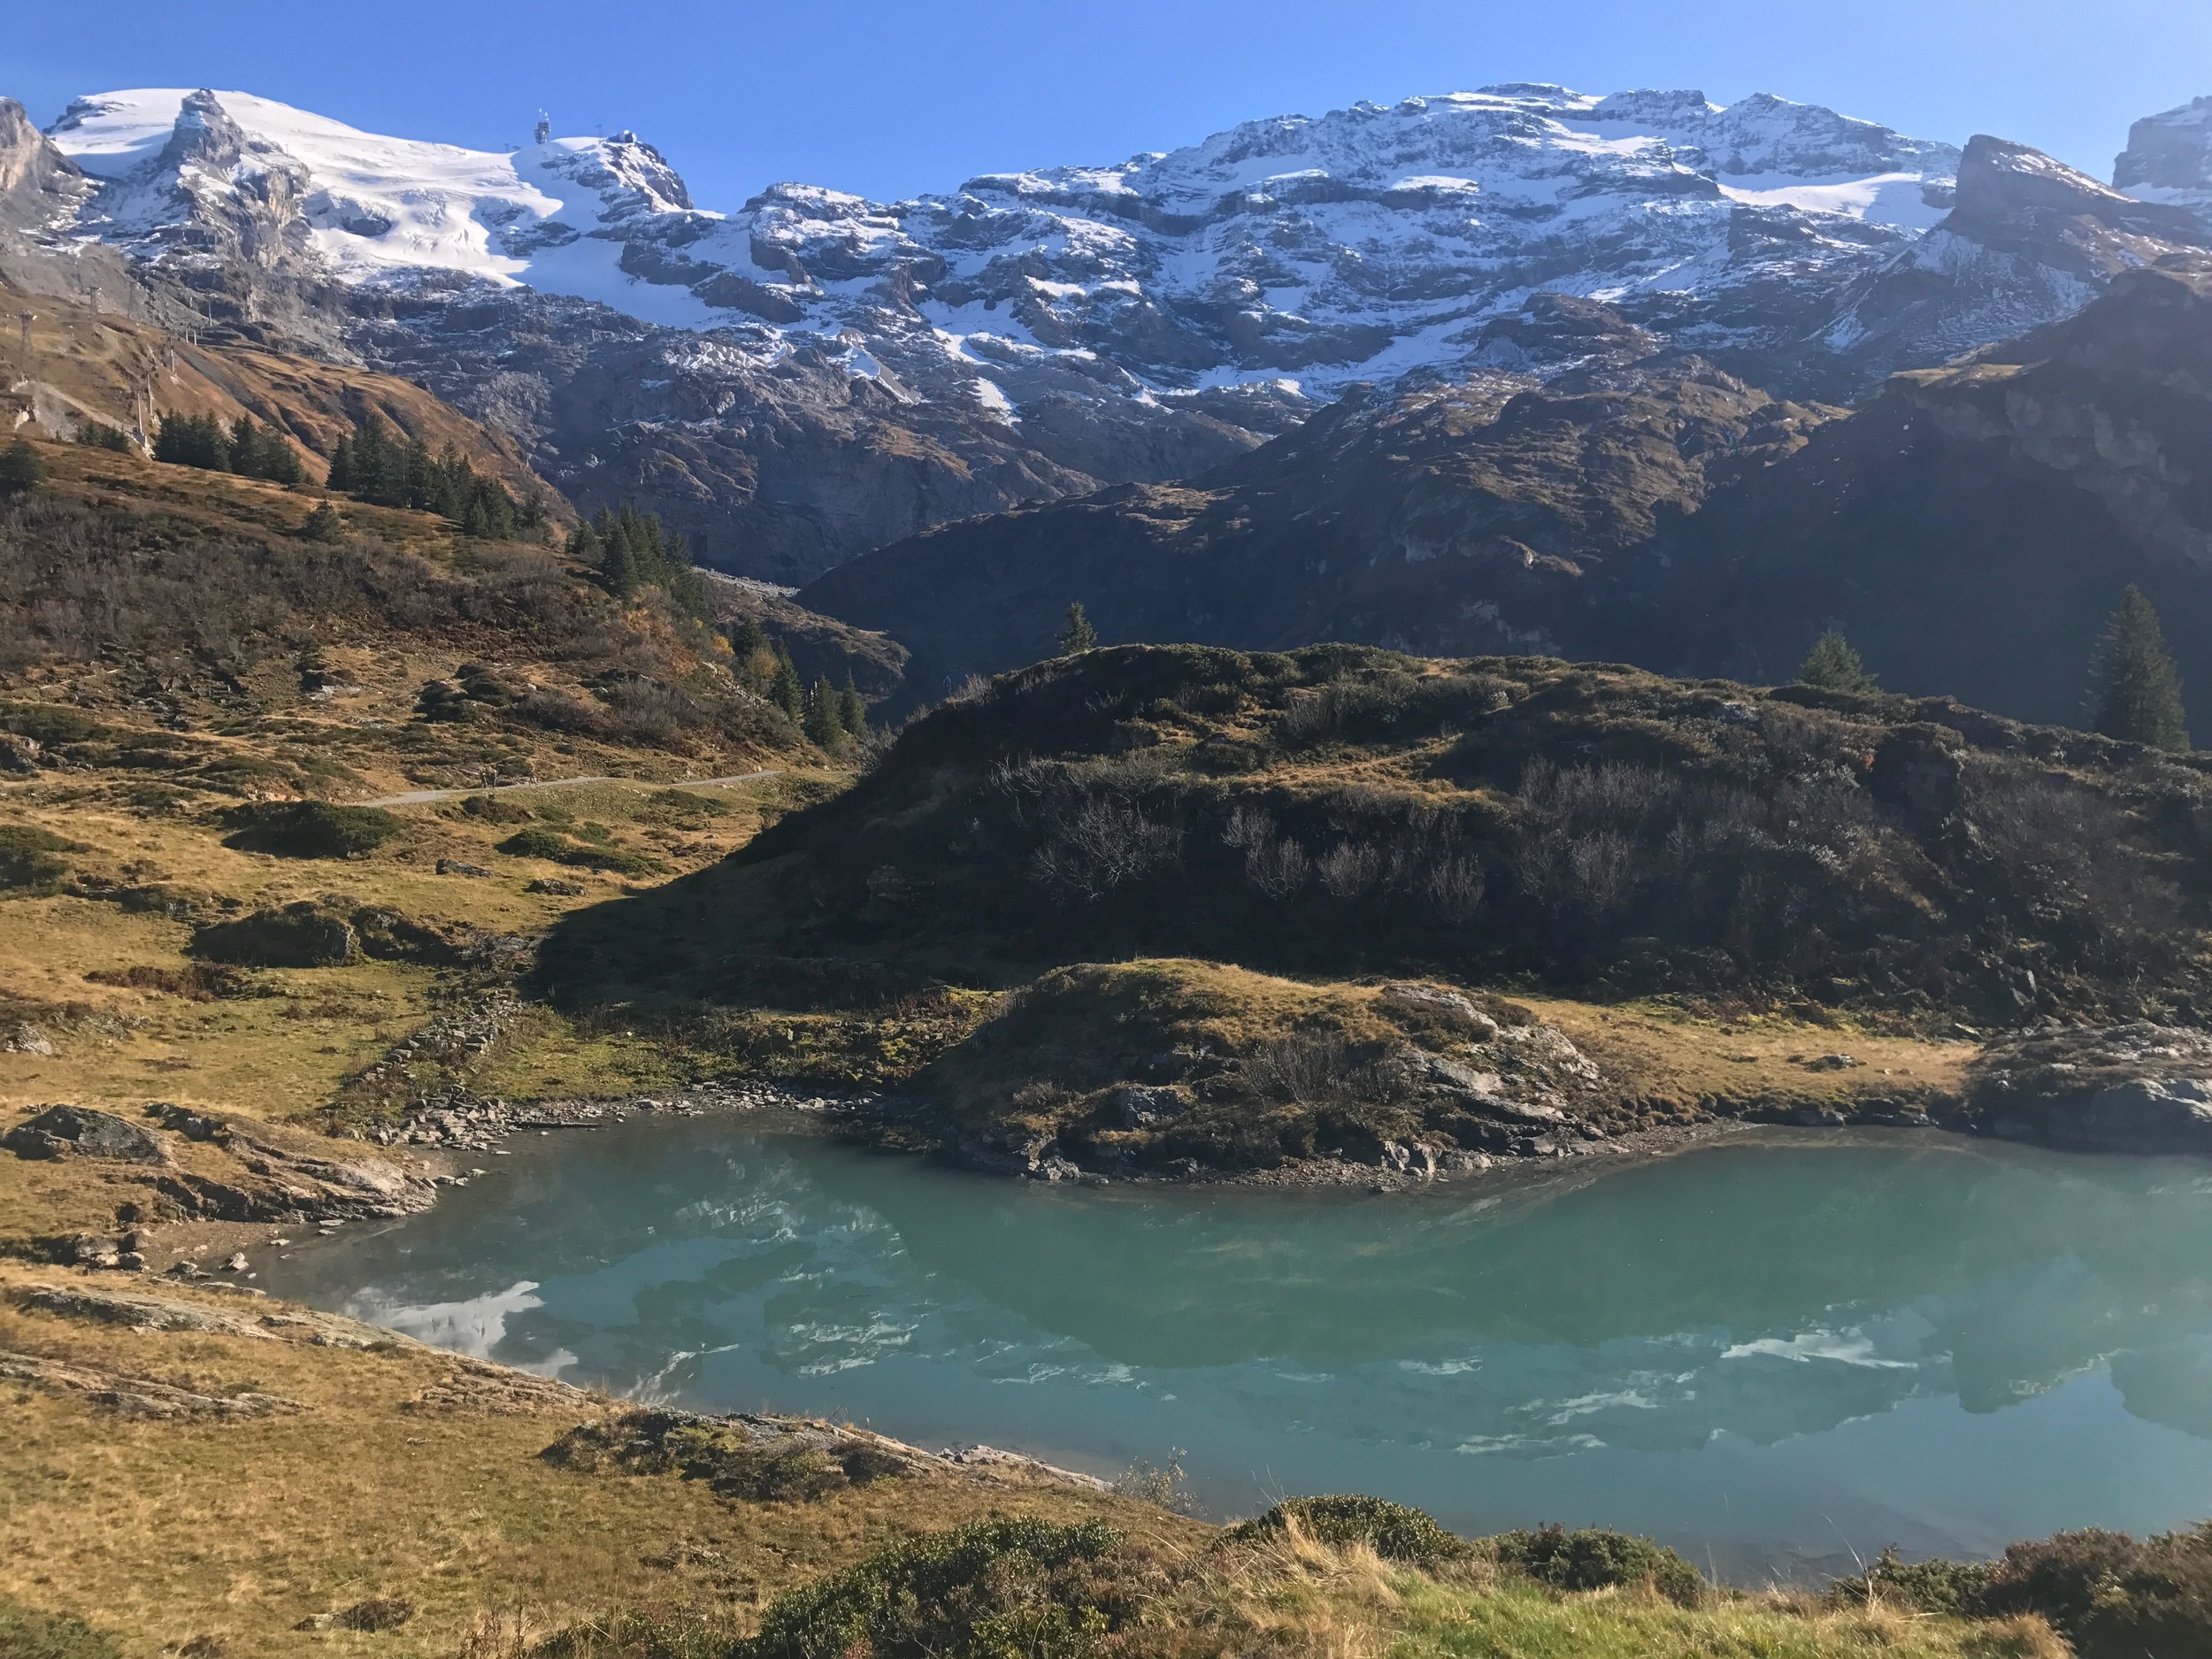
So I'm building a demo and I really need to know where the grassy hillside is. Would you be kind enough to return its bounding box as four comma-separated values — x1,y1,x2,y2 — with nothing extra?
549,642,2212,1021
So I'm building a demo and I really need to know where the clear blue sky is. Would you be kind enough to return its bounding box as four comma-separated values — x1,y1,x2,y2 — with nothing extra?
13,0,2211,206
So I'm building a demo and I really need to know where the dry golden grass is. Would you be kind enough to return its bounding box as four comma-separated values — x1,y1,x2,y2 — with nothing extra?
0,1264,1193,1659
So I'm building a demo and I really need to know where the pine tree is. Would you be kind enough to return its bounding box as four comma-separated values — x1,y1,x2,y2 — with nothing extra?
326,433,357,494
301,502,344,542
1058,601,1098,656
228,414,262,475
770,646,804,725
803,676,846,749
839,674,866,742
2088,584,2190,750
1797,629,1877,694
0,438,45,495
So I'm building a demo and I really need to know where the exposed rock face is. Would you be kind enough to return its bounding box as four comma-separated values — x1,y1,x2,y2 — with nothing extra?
2116,96,2212,222
1657,257,2212,723
0,98,88,233
1809,134,2212,390
803,341,1832,697
1969,1025,2212,1152
4,1105,170,1164
0,1350,304,1418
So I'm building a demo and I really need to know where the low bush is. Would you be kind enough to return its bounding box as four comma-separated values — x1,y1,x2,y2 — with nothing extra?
0,826,83,894
737,1517,1144,1659
0,1595,121,1659
1493,1525,1704,1606
219,800,401,859
1233,1495,1474,1566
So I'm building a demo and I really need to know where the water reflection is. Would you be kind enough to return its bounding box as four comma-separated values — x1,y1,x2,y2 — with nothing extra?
263,1124,2212,1571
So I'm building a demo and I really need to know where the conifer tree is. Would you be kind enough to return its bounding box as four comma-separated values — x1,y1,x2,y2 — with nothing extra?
770,646,804,724
1058,601,1098,655
0,438,46,495
326,433,357,494
1797,629,1877,694
803,676,846,749
228,414,263,476
301,502,343,542
2088,584,2190,750
839,673,866,742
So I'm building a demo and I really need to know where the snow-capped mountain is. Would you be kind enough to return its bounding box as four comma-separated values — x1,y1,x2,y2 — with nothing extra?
21,81,2206,580
47,85,1961,399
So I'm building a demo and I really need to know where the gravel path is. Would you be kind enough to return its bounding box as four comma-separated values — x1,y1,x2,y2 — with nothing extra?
361,769,780,808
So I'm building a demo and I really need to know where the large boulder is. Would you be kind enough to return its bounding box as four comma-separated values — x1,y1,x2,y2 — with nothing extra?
4,1105,170,1164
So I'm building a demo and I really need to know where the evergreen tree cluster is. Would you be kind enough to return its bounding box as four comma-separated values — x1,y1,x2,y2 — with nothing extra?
568,504,712,621
326,414,543,539
729,616,866,750
152,411,303,484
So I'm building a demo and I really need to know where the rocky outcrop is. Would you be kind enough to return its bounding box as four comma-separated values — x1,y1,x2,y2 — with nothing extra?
1810,135,2211,391
2116,96,2212,223
1967,1025,2212,1152
4,1105,170,1164
0,1349,303,1418
0,97,87,233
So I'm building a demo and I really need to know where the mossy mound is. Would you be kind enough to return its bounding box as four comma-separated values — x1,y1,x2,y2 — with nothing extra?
219,800,402,859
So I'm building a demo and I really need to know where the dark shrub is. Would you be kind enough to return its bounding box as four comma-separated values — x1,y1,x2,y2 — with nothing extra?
1981,1525,2212,1659
737,1517,1141,1659
2073,1525,2212,1659
219,801,401,859
0,1595,122,1659
0,826,82,894
1828,1547,1994,1616
1233,1496,1473,1566
1494,1525,1704,1606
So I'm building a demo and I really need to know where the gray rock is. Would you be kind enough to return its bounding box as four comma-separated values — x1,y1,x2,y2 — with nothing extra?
2081,1076,2212,1149
4,1104,170,1164
3,1022,54,1056
1104,1085,1187,1128
435,858,495,878
525,877,587,896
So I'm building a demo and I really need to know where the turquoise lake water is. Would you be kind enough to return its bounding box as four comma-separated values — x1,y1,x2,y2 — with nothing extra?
259,1121,2212,1581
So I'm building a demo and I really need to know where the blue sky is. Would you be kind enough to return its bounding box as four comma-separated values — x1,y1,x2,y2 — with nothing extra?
12,0,2211,206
